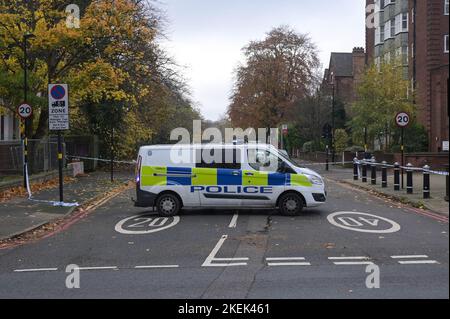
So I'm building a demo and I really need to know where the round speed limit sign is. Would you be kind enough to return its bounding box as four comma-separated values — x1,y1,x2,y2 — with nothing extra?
17,103,33,119
395,112,410,128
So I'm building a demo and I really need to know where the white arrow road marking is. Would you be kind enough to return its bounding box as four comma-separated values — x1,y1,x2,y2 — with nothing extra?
228,214,239,228
202,235,248,267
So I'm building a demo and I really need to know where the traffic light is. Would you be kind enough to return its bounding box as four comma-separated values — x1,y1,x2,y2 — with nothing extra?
322,123,332,140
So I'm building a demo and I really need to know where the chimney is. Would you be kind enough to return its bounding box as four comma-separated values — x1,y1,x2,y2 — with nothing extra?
352,47,366,101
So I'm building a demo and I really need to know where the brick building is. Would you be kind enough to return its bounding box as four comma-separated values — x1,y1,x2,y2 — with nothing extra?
322,48,367,116
409,0,449,152
365,0,449,152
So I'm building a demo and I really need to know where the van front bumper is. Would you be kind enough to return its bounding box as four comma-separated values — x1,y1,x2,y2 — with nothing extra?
312,193,327,202
135,187,157,208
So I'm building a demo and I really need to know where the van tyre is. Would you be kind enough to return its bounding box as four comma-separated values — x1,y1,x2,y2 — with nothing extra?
156,193,181,217
278,193,304,216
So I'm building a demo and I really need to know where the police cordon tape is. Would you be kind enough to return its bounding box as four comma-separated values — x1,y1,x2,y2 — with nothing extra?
298,161,355,166
354,159,449,176
24,163,79,207
66,155,136,165
67,155,355,167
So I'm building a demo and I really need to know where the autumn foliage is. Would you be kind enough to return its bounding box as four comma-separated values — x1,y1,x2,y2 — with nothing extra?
228,26,320,131
0,0,200,158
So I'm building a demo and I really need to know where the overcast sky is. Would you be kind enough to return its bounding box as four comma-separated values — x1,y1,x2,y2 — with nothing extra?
159,0,366,121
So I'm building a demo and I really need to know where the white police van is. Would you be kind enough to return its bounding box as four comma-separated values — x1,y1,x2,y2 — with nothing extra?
134,144,326,216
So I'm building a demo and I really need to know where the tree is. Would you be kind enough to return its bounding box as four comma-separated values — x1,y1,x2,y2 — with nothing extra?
334,129,349,153
0,0,201,159
350,61,415,151
227,26,320,135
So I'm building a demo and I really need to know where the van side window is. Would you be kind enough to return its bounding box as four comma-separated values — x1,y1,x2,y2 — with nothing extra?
196,148,241,170
248,149,295,174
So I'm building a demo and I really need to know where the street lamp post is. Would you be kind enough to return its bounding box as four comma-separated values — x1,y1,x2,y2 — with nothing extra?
22,33,35,189
331,82,336,164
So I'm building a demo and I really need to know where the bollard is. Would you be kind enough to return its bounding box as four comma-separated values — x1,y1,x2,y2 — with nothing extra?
362,160,367,183
326,158,329,171
353,158,359,181
371,156,377,185
423,165,430,199
406,163,413,194
381,161,387,188
394,162,400,191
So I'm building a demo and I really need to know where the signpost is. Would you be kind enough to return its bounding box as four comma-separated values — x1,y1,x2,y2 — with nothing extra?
17,103,33,190
323,123,332,171
281,124,288,150
49,84,69,203
395,112,411,189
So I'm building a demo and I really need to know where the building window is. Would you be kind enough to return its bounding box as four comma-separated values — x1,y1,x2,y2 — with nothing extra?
402,13,408,30
395,13,408,34
445,35,449,53
391,18,396,37
384,20,392,40
445,0,449,15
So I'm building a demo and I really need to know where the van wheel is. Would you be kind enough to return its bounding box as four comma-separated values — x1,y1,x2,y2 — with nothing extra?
278,193,303,216
156,194,181,217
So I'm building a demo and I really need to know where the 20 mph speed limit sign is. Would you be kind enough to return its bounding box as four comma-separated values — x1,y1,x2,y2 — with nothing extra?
17,103,33,119
395,112,410,128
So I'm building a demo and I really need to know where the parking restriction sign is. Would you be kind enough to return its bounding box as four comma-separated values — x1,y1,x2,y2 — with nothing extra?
48,84,69,130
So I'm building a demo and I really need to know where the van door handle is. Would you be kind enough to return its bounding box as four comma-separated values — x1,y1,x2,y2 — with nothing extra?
245,172,254,176
232,171,241,176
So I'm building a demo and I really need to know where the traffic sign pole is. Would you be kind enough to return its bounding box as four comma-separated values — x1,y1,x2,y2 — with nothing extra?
57,130,63,202
395,112,410,190
401,127,404,189
49,84,69,204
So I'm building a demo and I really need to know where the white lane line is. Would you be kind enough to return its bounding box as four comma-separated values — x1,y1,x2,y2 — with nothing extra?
398,260,439,265
391,255,429,259
333,262,374,265
213,258,249,261
266,257,306,261
229,214,239,228
14,268,58,272
328,257,371,260
135,265,179,269
75,266,118,271
268,262,311,267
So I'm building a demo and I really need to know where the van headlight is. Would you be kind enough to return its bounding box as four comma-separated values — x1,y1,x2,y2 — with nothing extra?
305,174,323,185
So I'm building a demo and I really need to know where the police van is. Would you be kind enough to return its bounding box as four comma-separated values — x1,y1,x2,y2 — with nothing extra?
134,144,326,216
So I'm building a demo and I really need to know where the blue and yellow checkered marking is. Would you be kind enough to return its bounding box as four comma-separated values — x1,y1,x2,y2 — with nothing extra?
141,166,312,187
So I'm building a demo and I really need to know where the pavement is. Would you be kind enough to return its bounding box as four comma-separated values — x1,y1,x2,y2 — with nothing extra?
0,173,447,298
300,162,449,217
0,171,133,240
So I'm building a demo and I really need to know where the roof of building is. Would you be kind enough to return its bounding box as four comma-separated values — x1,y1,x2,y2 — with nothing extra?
329,52,353,77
